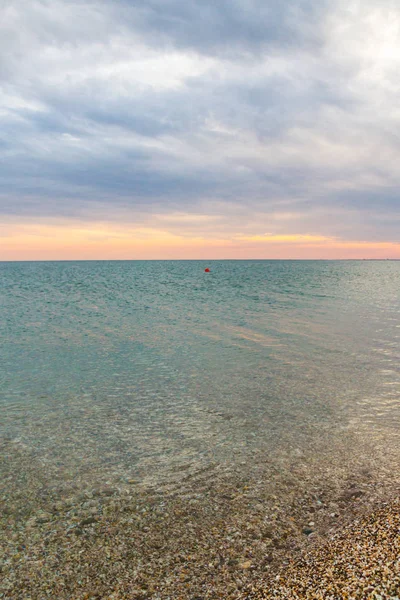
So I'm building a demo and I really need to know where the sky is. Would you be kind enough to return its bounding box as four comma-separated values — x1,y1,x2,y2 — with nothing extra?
1,0,400,260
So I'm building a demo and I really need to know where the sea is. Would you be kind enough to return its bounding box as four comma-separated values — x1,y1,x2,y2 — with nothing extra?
1,260,400,497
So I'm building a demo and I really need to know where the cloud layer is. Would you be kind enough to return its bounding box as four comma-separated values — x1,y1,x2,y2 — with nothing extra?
1,0,400,257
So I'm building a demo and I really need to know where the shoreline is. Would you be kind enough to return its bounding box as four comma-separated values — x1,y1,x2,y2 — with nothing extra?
2,432,400,599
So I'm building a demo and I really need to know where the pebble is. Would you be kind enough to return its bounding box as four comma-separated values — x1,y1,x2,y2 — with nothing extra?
79,516,98,526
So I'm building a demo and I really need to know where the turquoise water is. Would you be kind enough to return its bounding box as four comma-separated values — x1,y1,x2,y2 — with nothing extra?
1,260,400,489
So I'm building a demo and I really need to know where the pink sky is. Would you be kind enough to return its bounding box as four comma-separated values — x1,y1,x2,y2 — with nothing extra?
1,222,399,260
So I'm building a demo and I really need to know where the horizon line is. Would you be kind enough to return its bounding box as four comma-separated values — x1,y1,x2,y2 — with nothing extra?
1,258,399,263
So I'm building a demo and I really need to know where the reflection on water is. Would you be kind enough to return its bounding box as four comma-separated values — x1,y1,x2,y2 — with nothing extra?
1,260,399,491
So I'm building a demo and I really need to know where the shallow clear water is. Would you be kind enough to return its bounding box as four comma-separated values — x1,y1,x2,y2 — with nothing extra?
1,260,399,489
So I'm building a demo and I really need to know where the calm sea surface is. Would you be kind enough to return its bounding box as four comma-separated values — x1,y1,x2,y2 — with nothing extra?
1,260,399,491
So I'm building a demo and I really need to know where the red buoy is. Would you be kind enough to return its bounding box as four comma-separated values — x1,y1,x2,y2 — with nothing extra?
204,268,210,272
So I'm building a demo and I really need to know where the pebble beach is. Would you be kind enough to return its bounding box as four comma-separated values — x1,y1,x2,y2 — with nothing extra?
2,430,399,599
266,498,400,599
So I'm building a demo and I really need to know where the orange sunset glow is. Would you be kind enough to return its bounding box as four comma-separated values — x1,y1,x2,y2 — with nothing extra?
1,222,399,261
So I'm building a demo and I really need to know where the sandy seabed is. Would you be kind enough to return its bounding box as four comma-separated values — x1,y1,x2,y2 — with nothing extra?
1,428,400,599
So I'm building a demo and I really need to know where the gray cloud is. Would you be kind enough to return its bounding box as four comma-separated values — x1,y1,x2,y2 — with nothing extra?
112,0,327,55
1,0,400,245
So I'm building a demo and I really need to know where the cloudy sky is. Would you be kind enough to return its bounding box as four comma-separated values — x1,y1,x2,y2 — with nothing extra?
1,0,400,259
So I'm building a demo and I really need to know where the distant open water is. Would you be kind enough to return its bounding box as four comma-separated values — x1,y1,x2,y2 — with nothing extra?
1,260,399,489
